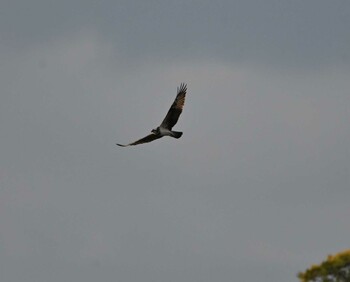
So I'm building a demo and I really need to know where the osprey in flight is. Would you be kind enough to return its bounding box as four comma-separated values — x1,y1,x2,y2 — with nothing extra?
117,83,187,147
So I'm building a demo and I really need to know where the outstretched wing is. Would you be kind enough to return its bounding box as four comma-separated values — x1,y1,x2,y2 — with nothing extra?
160,83,187,130
117,133,161,147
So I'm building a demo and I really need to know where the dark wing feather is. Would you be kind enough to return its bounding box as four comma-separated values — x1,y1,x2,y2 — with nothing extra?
117,133,161,147
160,83,187,130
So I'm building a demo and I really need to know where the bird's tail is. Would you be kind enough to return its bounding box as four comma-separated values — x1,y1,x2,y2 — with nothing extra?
171,131,183,139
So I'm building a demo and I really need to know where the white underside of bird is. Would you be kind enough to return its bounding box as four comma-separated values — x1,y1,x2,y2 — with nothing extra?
159,127,174,137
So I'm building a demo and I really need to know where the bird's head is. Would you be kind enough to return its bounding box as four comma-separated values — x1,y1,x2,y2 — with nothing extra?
151,127,160,134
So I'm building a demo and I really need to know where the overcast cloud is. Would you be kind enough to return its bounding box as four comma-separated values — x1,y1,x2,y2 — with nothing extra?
1,1,349,282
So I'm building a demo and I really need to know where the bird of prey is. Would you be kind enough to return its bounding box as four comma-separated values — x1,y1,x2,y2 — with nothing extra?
117,83,187,147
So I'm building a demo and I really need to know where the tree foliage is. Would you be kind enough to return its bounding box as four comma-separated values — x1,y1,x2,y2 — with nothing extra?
298,250,350,282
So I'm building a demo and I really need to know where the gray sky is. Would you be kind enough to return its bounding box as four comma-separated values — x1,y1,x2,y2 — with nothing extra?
1,1,349,281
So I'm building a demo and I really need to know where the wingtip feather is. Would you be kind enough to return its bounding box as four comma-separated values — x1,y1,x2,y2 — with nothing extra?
116,143,127,147
177,83,187,93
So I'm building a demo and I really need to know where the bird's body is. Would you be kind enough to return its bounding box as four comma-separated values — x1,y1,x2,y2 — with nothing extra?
117,83,187,147
156,127,182,138
159,127,173,136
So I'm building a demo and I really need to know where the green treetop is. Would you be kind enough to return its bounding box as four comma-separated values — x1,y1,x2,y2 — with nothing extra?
298,250,350,282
